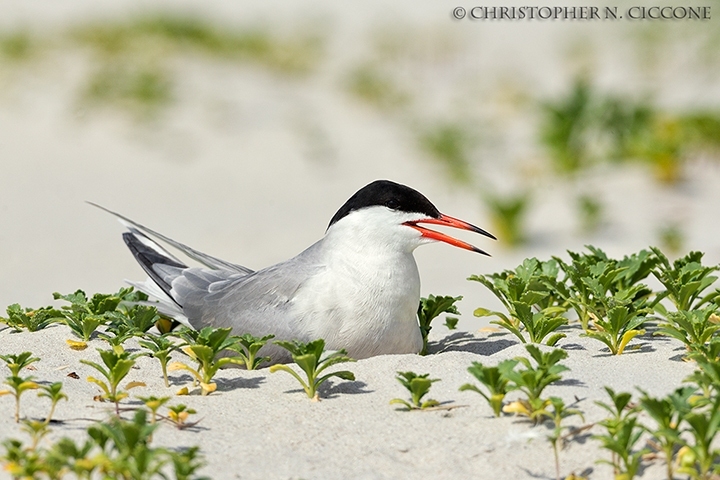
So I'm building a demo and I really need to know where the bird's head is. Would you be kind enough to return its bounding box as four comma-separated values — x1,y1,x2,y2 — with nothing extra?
326,180,496,255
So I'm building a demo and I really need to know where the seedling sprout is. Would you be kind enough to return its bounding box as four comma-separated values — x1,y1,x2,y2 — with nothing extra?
390,371,440,410
270,338,356,400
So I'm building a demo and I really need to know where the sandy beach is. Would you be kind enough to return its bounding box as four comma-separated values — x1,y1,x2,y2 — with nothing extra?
1,1,719,478
0,320,702,479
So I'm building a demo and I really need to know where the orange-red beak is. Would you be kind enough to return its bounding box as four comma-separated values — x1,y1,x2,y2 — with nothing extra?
404,214,496,256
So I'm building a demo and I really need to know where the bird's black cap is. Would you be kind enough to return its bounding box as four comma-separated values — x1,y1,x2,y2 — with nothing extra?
328,180,441,229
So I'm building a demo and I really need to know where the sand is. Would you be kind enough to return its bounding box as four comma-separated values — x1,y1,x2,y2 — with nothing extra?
1,0,719,478
0,321,700,479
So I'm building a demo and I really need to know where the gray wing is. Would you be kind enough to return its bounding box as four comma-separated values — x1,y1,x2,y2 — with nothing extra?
88,202,254,274
168,241,327,341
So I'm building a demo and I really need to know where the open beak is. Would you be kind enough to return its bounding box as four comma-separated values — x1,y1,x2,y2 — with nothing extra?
404,214,496,256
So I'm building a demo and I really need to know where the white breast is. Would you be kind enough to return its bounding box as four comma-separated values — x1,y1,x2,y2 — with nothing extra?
289,207,426,358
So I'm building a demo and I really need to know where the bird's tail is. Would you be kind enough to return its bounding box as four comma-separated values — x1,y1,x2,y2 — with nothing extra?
121,229,190,325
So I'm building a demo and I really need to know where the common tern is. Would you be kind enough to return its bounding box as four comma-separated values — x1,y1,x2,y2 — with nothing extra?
94,180,495,363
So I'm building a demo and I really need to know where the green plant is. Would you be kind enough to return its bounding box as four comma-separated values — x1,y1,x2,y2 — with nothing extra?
390,371,441,410
0,352,41,423
80,346,145,414
554,246,657,331
470,258,568,346
227,333,275,370
417,295,462,355
443,317,459,330
0,304,63,332
675,394,720,480
106,304,159,334
54,289,121,343
169,326,246,395
0,31,34,61
269,339,356,400
87,409,170,479
165,404,199,430
459,360,518,416
583,304,649,355
0,352,40,377
577,194,603,233
1,410,206,479
594,387,646,479
655,306,720,359
418,123,474,184
638,387,694,480
484,191,530,246
137,396,171,424
540,397,585,480
501,345,569,421
37,382,68,424
138,333,180,387
0,376,39,423
346,64,409,110
651,248,719,314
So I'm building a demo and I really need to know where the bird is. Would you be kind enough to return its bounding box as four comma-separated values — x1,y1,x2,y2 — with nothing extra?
93,179,495,363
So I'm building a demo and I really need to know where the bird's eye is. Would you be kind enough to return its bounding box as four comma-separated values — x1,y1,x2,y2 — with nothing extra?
385,199,400,210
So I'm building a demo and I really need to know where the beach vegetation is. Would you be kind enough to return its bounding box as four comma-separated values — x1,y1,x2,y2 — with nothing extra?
37,382,68,425
169,326,246,396
594,387,647,479
470,258,568,345
501,345,569,421
540,397,585,480
655,306,720,359
138,333,181,387
651,248,719,315
269,338,356,400
227,333,275,370
390,371,441,410
483,191,531,247
0,304,63,333
0,352,41,423
417,294,462,355
80,346,146,414
459,359,518,416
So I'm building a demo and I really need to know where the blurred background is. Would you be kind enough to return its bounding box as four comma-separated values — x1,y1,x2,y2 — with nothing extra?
1,0,719,331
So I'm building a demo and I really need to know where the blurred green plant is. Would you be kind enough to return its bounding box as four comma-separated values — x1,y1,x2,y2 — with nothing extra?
0,31,34,61
483,191,530,247
594,387,646,479
37,382,67,425
418,123,475,183
658,224,685,256
540,77,720,183
346,64,409,110
637,386,694,480
576,194,603,234
540,396,585,480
